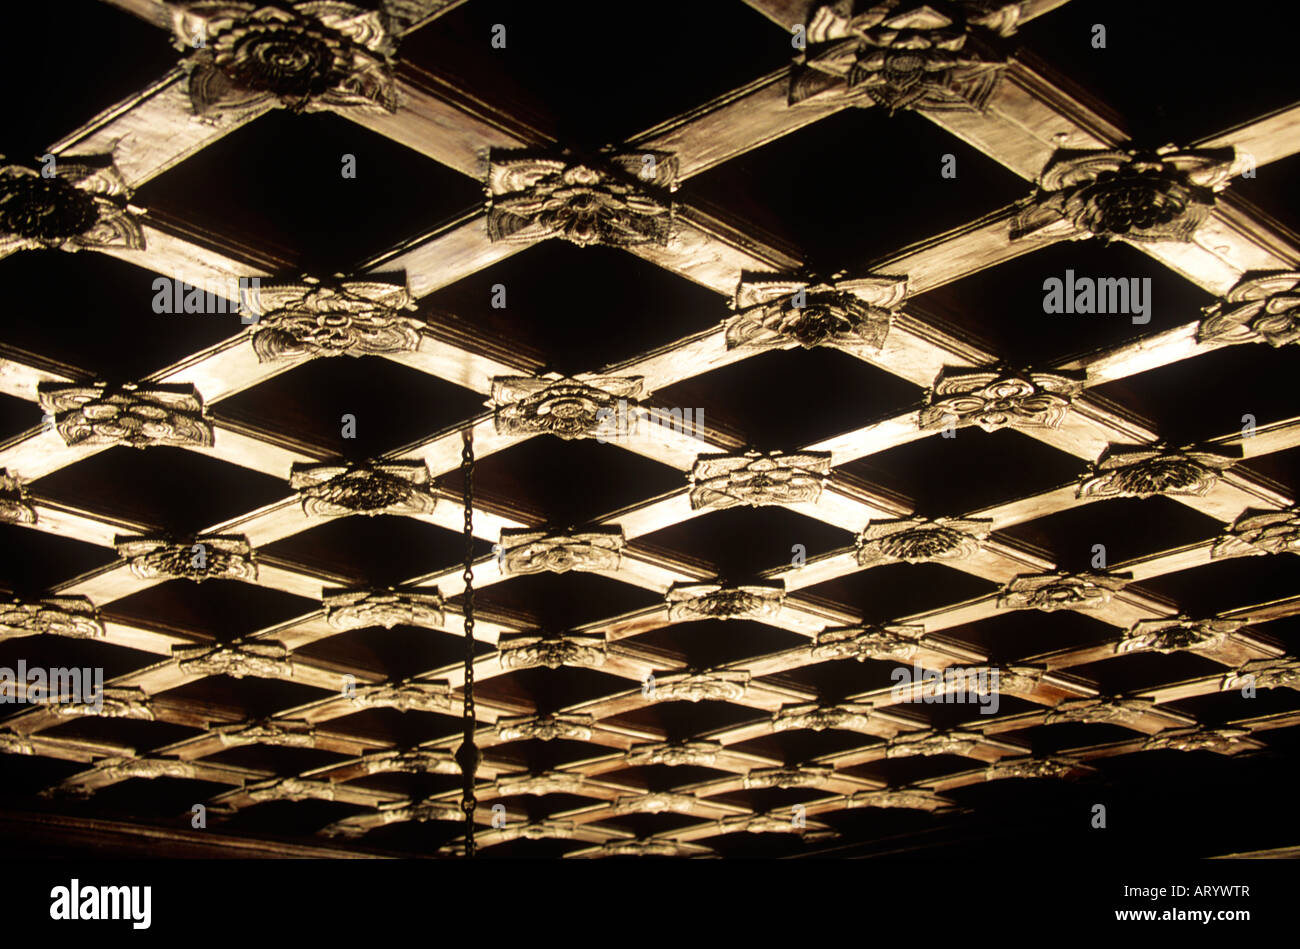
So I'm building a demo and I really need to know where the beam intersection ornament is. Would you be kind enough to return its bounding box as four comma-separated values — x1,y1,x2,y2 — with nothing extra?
359,748,458,775
789,1,1020,113
347,679,452,713
1211,506,1300,559
847,787,960,812
1043,696,1155,727
173,640,292,679
493,770,587,797
249,275,420,361
214,718,316,748
665,582,785,622
38,383,213,449
997,571,1131,612
1010,146,1236,244
688,450,832,510
886,728,984,758
51,687,154,720
743,765,834,789
724,271,907,354
1117,616,1242,655
0,596,103,640
0,470,35,525
919,367,1083,432
246,776,338,803
984,756,1078,781
497,632,608,670
1222,656,1300,693
1141,727,1255,755
1077,444,1239,500
0,153,143,253
497,527,625,575
491,374,645,440
625,740,722,767
170,1,401,117
486,150,677,247
811,624,924,662
495,714,594,742
1198,271,1300,348
289,460,437,517
772,703,876,733
324,586,445,630
650,669,751,703
116,533,257,582
856,516,991,566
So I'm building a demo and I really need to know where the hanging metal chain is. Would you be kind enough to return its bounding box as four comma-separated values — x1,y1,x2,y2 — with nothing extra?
456,429,479,857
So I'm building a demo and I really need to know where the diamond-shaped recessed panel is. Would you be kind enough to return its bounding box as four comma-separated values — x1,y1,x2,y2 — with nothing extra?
912,239,1213,367
686,108,1029,272
31,447,288,535
423,241,729,376
1017,1,1300,146
214,354,486,460
654,348,921,449
0,252,244,383
400,0,793,148
0,0,180,156
135,111,484,272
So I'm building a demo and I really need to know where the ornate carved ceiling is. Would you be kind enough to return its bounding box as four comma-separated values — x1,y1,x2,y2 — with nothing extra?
0,0,1298,859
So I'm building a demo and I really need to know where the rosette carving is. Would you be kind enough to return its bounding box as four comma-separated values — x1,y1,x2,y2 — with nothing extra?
1010,146,1236,243
724,272,906,354
1043,696,1155,726
848,788,959,812
495,714,594,742
486,151,676,247
886,729,983,758
93,757,198,783
1118,616,1242,654
772,703,875,733
1078,446,1238,500
625,740,722,767
116,534,256,582
688,451,831,510
359,749,457,775
0,470,35,525
652,670,750,703
1198,271,1300,348
984,756,1077,781
665,582,784,622
1222,656,1300,693
997,571,1130,612
324,586,445,630
919,368,1082,432
39,383,213,449
789,2,1018,113
498,528,625,575
0,596,103,640
173,640,291,679
347,679,451,713
1142,727,1254,754
0,153,143,254
171,2,399,116
743,766,833,789
1211,507,1300,559
498,633,607,670
249,277,420,360
856,517,991,566
491,375,644,440
611,791,695,815
214,719,316,747
51,688,153,720
493,771,586,796
811,624,924,662
246,777,337,802
290,461,437,517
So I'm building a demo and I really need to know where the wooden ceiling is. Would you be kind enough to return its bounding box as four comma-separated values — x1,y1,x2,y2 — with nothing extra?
1,0,1299,859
